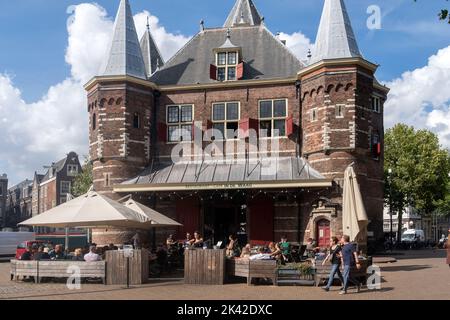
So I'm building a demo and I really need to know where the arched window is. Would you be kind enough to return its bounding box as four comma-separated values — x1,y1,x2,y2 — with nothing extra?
133,113,140,129
92,113,96,130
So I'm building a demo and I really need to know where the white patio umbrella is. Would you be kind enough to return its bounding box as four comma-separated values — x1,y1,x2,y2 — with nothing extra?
342,166,369,242
122,199,182,227
19,191,156,230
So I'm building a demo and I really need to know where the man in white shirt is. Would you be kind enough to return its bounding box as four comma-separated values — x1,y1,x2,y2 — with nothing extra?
84,245,101,262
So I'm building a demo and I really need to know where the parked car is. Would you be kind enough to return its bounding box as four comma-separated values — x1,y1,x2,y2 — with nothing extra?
401,229,425,249
0,232,35,259
15,240,52,259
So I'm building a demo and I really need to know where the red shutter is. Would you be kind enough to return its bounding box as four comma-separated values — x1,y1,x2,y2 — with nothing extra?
237,62,244,80
249,118,259,137
376,143,381,156
286,115,293,136
239,118,250,138
210,64,217,80
158,122,167,143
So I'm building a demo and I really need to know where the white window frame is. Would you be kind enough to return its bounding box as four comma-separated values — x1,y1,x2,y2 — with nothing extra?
166,104,195,143
258,99,289,138
60,181,71,195
372,96,381,113
216,51,239,82
67,164,78,176
310,107,318,122
335,104,345,118
211,102,241,140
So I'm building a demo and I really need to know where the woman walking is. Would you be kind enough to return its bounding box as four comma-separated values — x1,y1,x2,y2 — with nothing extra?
321,237,344,292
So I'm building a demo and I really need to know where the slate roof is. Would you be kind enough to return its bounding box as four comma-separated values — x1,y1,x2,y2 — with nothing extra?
310,0,362,64
122,157,326,186
223,0,263,28
100,0,147,79
150,26,303,86
140,24,164,77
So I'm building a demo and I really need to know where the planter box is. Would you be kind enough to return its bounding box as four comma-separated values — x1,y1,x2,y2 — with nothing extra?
277,268,315,286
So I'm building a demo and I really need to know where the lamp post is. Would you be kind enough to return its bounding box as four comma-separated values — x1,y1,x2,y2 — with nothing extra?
388,168,394,249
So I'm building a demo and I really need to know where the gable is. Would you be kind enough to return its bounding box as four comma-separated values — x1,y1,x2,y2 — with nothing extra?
150,26,303,86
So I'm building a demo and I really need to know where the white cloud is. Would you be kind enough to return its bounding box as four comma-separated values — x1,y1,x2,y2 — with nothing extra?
279,31,313,62
0,3,189,185
385,45,450,149
133,11,191,62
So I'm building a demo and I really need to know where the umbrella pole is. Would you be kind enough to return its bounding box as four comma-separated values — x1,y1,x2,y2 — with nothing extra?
65,228,70,252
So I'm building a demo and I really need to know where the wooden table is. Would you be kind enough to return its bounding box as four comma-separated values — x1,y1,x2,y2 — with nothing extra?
184,249,225,285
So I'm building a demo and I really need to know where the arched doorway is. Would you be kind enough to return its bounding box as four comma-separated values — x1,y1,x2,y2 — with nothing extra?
316,219,331,248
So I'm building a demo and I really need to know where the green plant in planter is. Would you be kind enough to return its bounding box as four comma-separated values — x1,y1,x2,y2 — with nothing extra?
297,263,314,276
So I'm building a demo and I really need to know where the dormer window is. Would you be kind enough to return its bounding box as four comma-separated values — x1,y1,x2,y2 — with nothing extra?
210,29,244,82
216,51,238,81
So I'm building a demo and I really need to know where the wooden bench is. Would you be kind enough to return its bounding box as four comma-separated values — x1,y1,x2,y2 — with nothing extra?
10,260,106,284
226,259,277,285
314,258,372,287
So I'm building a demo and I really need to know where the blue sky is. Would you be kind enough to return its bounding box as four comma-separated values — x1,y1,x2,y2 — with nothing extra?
1,0,448,102
0,0,450,186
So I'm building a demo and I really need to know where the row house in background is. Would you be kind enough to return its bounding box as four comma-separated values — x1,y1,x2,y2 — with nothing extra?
31,151,82,217
0,174,9,227
4,179,33,228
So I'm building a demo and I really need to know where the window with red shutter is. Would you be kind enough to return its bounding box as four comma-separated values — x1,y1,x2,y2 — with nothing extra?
285,116,293,136
158,122,167,143
237,62,244,80
239,118,250,138
210,64,217,80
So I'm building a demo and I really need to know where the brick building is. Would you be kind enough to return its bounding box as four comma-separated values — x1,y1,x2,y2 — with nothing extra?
4,179,33,228
85,0,388,250
31,152,82,217
0,174,8,228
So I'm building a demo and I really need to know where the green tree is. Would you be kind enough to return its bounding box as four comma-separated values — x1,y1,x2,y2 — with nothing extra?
384,124,450,243
71,157,93,197
414,0,449,24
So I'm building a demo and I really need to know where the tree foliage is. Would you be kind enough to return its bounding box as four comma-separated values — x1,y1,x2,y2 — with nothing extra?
384,124,450,241
414,0,450,24
71,157,93,197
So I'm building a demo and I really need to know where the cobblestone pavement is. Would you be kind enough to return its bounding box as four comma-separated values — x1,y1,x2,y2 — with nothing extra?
1,249,449,300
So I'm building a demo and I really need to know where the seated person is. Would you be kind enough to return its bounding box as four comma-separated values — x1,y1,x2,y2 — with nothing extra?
166,234,176,247
50,244,66,260
268,242,282,260
33,246,50,261
190,231,204,248
183,233,192,249
20,246,33,261
279,236,291,256
72,248,85,261
240,244,252,259
226,234,240,258
249,247,274,260
84,245,101,262
108,243,118,251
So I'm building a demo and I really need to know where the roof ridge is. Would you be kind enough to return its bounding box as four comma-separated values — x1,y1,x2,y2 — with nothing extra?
261,26,304,67
154,31,199,71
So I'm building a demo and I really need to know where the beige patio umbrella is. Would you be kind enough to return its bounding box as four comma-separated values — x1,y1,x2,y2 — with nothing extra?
19,191,156,229
122,198,182,227
342,166,369,242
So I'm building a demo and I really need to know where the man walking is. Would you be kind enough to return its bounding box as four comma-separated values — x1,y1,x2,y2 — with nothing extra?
340,235,362,295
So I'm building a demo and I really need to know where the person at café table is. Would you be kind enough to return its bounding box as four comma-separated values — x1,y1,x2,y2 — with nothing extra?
268,242,282,261
50,244,66,260
226,234,240,258
166,234,176,247
72,248,85,261
240,244,252,258
190,231,204,248
84,245,101,262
